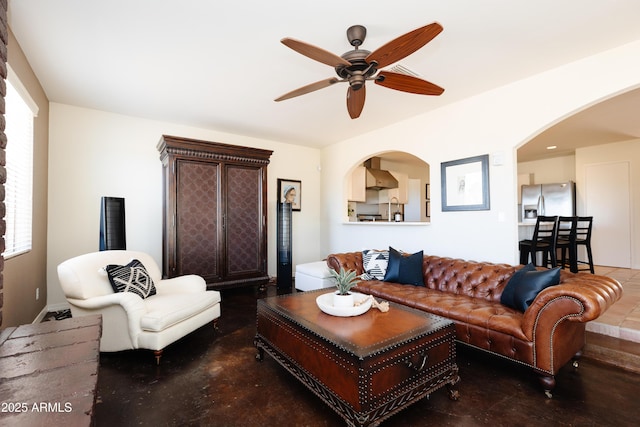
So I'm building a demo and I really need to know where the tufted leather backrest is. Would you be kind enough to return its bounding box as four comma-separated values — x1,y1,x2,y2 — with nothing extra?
327,252,518,303
422,255,516,303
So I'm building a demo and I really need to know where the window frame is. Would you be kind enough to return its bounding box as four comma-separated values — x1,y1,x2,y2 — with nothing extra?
3,65,38,259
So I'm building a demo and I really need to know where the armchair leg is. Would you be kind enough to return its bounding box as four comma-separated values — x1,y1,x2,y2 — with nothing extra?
154,350,163,365
213,318,220,332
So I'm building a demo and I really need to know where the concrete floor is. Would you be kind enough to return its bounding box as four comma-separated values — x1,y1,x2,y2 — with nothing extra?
93,284,640,427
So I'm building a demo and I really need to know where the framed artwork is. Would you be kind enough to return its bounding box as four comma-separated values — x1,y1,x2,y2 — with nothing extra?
277,178,301,211
441,154,490,211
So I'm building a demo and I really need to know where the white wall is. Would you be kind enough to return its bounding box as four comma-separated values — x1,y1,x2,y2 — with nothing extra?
47,104,322,306
321,110,518,263
3,29,50,326
320,40,640,264
518,155,576,184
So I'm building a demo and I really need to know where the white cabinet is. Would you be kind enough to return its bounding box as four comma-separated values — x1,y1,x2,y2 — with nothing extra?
348,166,366,202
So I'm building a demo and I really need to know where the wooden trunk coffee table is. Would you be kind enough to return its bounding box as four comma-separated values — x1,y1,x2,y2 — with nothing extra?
255,290,460,427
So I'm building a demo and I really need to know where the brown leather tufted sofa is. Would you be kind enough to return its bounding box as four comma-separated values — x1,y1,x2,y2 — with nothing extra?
326,251,623,397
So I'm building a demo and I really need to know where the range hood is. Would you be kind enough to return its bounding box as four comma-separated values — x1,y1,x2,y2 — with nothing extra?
364,157,398,190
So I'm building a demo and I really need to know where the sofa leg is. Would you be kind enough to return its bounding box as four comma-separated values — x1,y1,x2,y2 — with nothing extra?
213,318,220,332
154,350,163,365
572,350,582,370
539,375,555,399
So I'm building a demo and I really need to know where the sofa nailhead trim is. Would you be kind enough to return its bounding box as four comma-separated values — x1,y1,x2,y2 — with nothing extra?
532,295,584,373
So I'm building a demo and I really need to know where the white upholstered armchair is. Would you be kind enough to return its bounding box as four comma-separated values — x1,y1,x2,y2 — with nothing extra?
57,250,221,363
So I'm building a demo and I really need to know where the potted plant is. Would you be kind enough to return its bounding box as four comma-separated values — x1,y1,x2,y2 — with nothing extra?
330,267,360,308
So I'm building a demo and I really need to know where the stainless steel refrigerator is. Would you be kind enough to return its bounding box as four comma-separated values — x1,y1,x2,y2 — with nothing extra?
521,181,576,223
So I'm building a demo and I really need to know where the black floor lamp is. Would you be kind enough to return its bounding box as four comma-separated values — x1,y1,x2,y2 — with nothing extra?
99,196,126,251
277,202,293,292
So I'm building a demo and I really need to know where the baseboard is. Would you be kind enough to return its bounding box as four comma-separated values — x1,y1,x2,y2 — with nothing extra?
48,302,71,312
32,307,48,324
32,302,71,323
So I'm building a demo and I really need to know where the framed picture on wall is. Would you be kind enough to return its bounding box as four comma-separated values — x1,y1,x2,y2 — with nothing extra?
441,154,490,211
277,178,301,211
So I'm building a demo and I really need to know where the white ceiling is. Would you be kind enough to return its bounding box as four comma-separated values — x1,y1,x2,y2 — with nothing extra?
7,1,640,162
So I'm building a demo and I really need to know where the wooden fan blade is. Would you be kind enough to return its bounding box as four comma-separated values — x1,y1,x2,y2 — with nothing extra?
281,38,351,67
275,78,340,102
375,71,444,95
366,22,443,68
347,86,366,119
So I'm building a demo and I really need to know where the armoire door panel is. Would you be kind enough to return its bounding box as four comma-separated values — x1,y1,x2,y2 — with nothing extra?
176,159,220,280
225,165,263,276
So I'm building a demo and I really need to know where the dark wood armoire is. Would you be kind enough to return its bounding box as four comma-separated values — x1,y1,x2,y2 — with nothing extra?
157,135,272,290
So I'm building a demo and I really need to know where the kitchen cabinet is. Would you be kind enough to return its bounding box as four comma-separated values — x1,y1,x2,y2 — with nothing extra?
158,135,272,290
349,167,407,204
347,166,367,202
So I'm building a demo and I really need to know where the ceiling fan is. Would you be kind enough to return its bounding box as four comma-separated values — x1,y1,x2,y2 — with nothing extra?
275,22,445,119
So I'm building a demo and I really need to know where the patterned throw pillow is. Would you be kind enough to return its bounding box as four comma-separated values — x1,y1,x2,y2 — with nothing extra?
361,249,389,280
105,259,157,299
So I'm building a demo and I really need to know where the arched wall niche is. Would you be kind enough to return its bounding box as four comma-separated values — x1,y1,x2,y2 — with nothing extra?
344,151,431,223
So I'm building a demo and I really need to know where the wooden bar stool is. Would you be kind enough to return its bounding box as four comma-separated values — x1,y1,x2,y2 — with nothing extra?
574,216,595,273
557,216,594,273
519,215,558,268
556,216,578,273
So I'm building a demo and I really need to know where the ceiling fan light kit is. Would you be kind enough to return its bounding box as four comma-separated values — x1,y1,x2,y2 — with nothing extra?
276,22,445,119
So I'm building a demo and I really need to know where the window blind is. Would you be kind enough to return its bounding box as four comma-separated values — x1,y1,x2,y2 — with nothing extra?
3,77,35,258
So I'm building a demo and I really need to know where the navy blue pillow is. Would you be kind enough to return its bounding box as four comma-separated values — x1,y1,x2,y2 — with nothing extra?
501,265,561,312
500,263,536,308
383,247,424,286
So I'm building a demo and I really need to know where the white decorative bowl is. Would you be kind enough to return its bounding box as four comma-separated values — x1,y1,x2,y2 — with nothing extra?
316,292,372,317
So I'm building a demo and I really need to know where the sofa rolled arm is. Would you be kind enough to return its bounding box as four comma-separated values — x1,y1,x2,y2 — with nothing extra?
521,273,623,339
326,252,364,276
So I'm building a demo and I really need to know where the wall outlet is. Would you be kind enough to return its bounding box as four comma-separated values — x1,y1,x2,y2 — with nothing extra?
36,288,40,301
